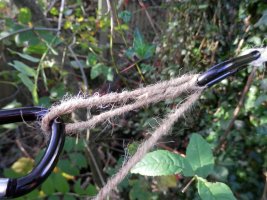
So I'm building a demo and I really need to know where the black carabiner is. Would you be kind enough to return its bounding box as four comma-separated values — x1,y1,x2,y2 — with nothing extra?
197,50,261,87
0,107,65,199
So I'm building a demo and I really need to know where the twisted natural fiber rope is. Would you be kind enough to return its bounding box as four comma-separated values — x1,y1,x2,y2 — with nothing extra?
93,90,203,200
42,74,200,133
41,73,205,200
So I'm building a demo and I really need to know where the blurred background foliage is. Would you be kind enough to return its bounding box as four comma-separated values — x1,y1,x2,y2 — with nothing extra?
0,0,267,199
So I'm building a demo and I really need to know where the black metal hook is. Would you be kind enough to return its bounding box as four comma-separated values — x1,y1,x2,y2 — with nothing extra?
197,50,261,87
0,107,65,199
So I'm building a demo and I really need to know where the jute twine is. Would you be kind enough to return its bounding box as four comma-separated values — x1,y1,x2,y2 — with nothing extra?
41,73,205,200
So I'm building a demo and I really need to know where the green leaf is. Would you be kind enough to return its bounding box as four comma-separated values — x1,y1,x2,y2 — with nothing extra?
9,61,36,77
133,28,144,49
255,10,267,27
102,66,114,81
50,7,59,16
53,173,70,194
74,180,86,195
143,44,156,59
69,152,87,169
86,53,98,66
85,184,98,196
91,63,104,79
131,150,186,176
15,31,39,46
118,10,132,23
18,8,32,24
18,73,34,92
197,177,236,200
7,49,40,63
42,177,55,195
63,195,76,200
130,29,155,59
24,44,47,55
185,134,214,178
58,159,80,176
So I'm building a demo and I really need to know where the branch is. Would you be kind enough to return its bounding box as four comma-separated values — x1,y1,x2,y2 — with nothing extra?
0,27,58,41
215,67,257,154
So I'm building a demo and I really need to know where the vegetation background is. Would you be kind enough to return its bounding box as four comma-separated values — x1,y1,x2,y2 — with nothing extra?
0,0,267,199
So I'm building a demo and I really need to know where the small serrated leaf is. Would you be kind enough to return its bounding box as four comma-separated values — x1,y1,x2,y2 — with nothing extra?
185,134,214,178
197,177,236,200
131,150,186,176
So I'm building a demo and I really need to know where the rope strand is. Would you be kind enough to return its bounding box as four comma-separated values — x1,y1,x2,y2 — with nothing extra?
41,73,204,200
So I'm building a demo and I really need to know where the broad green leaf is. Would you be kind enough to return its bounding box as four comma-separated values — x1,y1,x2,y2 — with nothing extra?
102,66,114,81
86,53,98,66
15,31,40,46
18,73,34,92
24,189,39,199
42,177,55,195
131,150,186,176
69,153,87,169
197,177,236,200
9,61,36,77
50,7,59,15
90,63,106,79
74,180,86,195
18,8,32,24
64,137,76,152
185,134,214,178
53,173,70,193
143,44,155,59
58,159,80,176
85,184,98,196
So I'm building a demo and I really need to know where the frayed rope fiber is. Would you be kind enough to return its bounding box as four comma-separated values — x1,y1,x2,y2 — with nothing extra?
41,73,205,200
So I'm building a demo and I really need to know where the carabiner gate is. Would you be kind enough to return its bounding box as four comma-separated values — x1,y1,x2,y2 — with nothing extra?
197,50,261,87
0,107,65,199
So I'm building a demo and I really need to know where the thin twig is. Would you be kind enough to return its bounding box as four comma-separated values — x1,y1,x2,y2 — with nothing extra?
181,176,196,193
57,0,65,35
215,67,257,154
15,139,32,159
84,140,106,187
68,37,89,91
138,0,160,35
